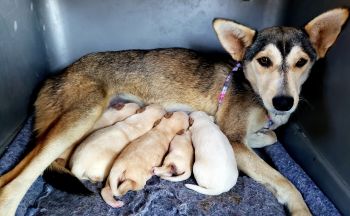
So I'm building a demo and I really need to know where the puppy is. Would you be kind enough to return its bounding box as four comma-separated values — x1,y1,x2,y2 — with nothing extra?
54,103,141,166
152,130,193,182
69,104,165,182
91,103,140,131
185,111,238,195
101,111,189,208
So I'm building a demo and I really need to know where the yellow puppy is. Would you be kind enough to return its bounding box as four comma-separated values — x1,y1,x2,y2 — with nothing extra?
91,103,140,131
101,111,189,208
152,130,193,182
69,104,165,182
55,103,140,165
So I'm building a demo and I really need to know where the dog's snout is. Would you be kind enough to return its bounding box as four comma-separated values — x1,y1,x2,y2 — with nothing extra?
272,96,294,111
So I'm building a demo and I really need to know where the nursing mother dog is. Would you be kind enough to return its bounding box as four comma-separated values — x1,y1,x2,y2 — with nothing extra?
0,8,348,216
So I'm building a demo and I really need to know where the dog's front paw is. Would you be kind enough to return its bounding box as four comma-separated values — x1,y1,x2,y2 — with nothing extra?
247,130,277,148
285,188,312,216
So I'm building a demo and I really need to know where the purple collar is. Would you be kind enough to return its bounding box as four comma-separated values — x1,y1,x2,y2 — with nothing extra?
217,62,274,130
217,62,241,107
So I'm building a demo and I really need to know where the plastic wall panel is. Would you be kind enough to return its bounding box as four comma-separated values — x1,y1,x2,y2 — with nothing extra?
36,0,287,72
0,0,48,154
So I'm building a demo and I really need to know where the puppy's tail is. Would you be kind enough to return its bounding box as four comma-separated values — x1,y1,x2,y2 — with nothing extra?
161,171,191,182
185,184,222,196
43,161,93,195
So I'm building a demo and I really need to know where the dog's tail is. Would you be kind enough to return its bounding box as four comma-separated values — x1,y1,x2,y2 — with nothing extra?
43,161,93,195
161,171,191,182
185,184,222,196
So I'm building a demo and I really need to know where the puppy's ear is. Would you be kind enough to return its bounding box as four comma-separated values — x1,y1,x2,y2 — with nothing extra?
305,8,349,58
213,18,256,61
113,103,125,110
176,129,185,135
136,107,146,113
164,112,173,119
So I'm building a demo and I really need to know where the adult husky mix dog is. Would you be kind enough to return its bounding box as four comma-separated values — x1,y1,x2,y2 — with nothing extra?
0,8,348,216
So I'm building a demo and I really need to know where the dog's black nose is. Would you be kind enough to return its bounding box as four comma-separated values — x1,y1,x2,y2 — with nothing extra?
272,96,294,111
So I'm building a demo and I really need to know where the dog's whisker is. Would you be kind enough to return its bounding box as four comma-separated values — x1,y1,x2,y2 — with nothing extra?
298,97,313,109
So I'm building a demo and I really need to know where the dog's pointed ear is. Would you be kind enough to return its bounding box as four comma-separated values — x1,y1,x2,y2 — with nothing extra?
213,18,256,61
305,8,349,58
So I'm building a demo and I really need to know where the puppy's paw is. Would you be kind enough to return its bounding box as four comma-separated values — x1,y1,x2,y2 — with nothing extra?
101,186,124,208
151,166,159,175
88,176,102,184
110,200,124,208
152,165,175,177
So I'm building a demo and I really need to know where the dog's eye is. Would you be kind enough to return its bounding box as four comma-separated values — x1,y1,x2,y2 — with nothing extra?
257,57,272,67
295,58,308,68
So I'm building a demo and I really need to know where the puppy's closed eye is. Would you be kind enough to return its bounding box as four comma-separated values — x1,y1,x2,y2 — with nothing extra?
153,119,161,127
176,129,185,135
164,112,173,119
136,107,146,113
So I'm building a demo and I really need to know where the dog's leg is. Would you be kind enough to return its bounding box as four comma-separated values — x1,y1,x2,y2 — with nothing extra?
232,140,311,216
0,145,40,187
0,102,105,216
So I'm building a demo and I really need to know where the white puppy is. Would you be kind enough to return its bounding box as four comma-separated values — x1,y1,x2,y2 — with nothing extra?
69,104,166,182
185,111,238,195
153,130,193,182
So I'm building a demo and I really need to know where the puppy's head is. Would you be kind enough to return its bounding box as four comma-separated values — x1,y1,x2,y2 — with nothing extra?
189,111,213,122
165,111,189,131
213,8,349,116
140,104,166,119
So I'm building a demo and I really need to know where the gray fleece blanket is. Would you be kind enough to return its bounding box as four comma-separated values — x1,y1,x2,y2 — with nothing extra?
0,116,340,216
